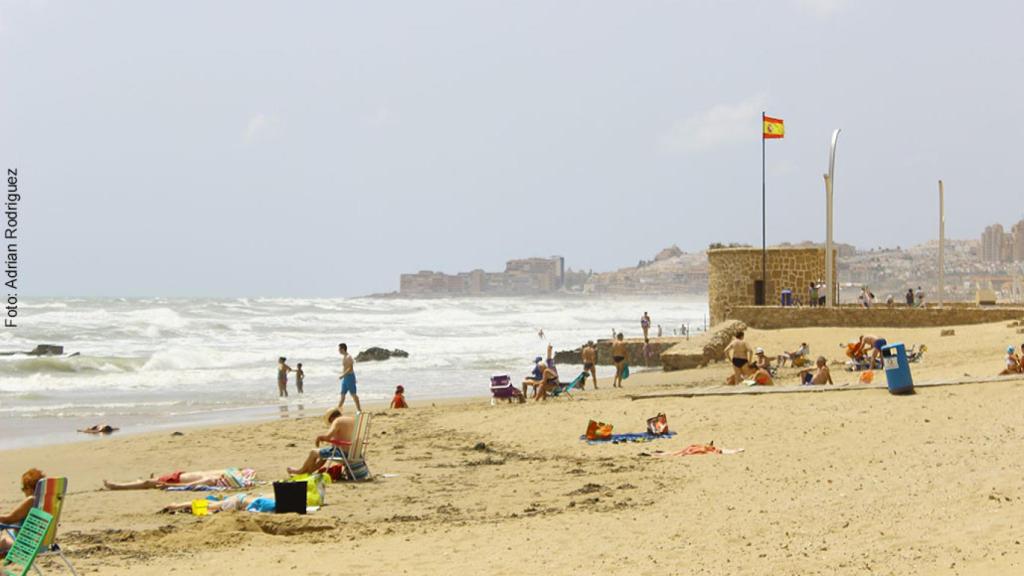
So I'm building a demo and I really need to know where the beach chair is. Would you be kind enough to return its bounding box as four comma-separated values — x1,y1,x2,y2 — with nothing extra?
323,412,373,481
2,508,53,576
489,375,524,405
0,477,78,575
549,372,586,400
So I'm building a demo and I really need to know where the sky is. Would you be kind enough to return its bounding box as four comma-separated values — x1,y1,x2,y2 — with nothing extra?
2,0,1023,297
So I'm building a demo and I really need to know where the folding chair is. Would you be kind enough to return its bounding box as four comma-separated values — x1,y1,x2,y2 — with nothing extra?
0,477,78,575
323,412,373,481
2,508,53,576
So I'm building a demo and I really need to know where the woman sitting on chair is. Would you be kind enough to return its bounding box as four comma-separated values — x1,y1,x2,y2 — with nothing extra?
0,468,43,554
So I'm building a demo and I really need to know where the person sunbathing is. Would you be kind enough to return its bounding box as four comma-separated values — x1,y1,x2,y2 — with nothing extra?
724,363,772,386
103,467,254,490
78,424,119,435
0,468,43,554
160,493,274,514
1000,346,1021,375
799,356,833,385
777,342,809,367
286,408,355,476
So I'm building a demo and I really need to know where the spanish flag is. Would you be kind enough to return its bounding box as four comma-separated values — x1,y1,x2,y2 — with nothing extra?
763,116,784,139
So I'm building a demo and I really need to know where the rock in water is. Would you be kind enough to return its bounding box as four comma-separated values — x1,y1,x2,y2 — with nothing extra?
28,344,64,356
356,347,410,362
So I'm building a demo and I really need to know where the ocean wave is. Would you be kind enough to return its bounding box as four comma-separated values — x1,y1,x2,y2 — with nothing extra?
0,355,146,375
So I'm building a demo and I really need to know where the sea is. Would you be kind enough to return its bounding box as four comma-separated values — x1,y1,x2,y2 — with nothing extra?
0,295,708,449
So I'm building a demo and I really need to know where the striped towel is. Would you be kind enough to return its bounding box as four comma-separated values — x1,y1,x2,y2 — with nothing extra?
217,468,257,489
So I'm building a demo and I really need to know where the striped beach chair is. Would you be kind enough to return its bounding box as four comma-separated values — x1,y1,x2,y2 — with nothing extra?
0,477,79,575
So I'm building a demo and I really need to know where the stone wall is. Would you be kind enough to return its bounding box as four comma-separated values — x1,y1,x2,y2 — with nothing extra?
708,247,837,325
660,320,746,371
728,305,1024,329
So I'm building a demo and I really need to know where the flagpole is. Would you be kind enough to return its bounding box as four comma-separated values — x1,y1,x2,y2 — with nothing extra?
761,111,766,305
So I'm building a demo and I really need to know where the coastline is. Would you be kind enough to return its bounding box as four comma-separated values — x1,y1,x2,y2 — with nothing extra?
3,321,1023,575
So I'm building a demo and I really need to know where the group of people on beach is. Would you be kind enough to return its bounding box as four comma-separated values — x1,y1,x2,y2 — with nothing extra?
276,357,305,397
724,330,832,386
278,344,408,410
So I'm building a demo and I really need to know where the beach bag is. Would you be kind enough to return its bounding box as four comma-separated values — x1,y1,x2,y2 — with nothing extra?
622,365,630,379
287,473,327,507
859,370,874,385
646,413,669,436
586,420,613,440
273,481,307,515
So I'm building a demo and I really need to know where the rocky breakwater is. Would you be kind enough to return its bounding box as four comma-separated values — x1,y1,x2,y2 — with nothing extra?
355,347,410,362
660,320,746,371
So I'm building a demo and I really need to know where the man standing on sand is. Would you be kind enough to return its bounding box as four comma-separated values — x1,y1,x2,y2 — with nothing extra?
612,333,628,388
338,343,361,413
581,341,598,390
723,331,753,383
641,312,651,341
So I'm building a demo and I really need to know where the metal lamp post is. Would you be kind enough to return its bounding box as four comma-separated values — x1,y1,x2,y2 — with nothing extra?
824,129,841,307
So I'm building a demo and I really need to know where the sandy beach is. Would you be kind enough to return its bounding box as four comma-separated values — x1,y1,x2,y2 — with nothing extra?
3,321,1023,575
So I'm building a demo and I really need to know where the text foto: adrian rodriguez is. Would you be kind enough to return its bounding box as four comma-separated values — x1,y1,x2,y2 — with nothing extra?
5,168,19,328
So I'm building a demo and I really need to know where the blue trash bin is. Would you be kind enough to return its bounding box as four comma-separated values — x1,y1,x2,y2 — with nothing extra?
881,342,914,394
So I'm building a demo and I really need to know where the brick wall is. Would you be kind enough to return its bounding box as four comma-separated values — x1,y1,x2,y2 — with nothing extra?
708,247,837,324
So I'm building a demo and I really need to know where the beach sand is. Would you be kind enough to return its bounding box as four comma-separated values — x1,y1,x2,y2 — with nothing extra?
2,321,1023,575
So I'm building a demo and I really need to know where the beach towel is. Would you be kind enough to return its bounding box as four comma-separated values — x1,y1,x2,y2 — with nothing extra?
580,431,676,445
652,443,745,457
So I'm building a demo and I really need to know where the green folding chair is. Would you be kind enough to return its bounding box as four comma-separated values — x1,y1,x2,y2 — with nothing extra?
0,477,78,575
2,508,53,576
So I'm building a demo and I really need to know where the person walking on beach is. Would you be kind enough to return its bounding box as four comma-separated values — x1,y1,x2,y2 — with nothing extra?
809,282,819,308
641,312,651,340
915,287,925,307
906,288,915,306
277,357,292,398
657,324,663,338
581,341,598,389
612,333,628,388
338,343,362,413
723,331,752,383
294,363,304,394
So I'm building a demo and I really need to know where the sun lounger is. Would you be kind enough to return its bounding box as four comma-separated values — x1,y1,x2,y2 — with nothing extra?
1,508,53,576
549,372,587,400
0,477,78,575
489,374,524,405
323,412,373,482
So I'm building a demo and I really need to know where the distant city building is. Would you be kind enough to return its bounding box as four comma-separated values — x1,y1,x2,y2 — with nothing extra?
981,224,1006,262
981,220,1024,263
400,256,565,296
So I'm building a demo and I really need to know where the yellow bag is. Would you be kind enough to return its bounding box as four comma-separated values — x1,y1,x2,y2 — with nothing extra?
288,473,326,507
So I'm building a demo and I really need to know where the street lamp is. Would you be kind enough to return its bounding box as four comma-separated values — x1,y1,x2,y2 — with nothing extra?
824,129,841,307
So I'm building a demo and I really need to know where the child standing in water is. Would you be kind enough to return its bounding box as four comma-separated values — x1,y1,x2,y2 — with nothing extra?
277,357,292,398
295,363,304,395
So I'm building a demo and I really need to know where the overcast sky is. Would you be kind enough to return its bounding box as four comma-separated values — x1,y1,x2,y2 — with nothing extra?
2,0,1023,297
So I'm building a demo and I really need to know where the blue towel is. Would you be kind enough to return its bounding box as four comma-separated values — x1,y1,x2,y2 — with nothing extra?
165,485,227,492
580,431,676,445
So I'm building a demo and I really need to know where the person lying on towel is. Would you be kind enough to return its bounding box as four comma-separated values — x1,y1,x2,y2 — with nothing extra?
160,493,275,514
104,467,256,490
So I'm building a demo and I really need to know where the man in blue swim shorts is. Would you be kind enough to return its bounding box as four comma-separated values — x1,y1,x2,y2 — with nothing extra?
338,342,362,413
